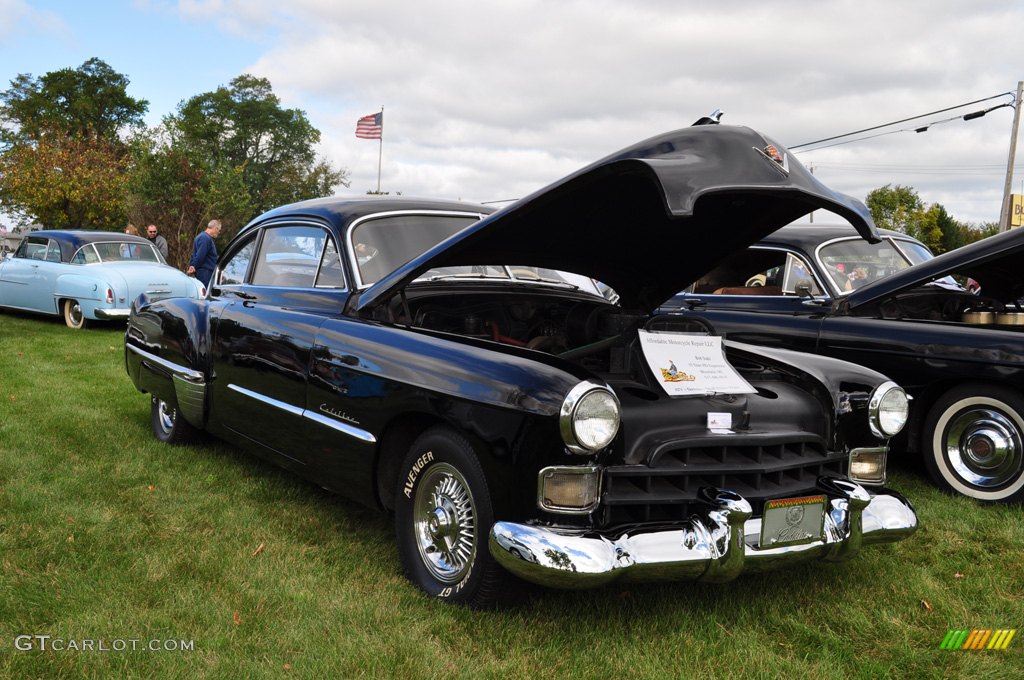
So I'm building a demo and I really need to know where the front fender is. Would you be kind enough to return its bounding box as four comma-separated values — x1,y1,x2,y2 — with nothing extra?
727,340,895,448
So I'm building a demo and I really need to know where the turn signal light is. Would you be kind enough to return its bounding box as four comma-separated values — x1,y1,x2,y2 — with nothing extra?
538,466,601,514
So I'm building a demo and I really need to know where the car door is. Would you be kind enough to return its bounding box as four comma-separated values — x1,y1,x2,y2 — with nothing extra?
666,246,828,353
0,236,62,313
208,221,349,468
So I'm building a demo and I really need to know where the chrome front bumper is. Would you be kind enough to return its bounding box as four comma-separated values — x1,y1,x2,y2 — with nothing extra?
488,478,917,589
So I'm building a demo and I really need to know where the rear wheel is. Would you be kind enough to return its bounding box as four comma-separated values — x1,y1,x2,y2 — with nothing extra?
62,299,88,329
923,384,1024,503
150,397,198,445
394,426,506,607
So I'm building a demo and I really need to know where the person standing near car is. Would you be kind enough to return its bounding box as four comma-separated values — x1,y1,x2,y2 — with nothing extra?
187,219,222,286
146,223,169,261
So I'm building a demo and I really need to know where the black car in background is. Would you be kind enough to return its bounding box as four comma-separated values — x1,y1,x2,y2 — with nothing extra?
667,223,1024,503
124,123,918,607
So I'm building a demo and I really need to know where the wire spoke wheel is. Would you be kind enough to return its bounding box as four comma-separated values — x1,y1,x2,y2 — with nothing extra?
413,463,477,583
395,426,506,606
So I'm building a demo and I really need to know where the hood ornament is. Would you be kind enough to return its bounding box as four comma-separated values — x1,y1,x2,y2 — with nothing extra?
754,144,790,175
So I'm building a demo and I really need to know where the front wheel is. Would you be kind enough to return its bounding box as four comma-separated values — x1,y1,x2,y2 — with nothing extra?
923,384,1024,503
150,397,198,445
394,426,506,607
63,299,88,329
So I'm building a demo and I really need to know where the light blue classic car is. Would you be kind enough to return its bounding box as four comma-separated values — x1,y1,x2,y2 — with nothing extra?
0,230,205,329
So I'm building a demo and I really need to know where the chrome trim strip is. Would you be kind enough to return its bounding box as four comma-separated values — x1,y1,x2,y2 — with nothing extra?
489,478,917,589
127,344,204,382
227,383,377,443
227,383,304,417
303,409,377,443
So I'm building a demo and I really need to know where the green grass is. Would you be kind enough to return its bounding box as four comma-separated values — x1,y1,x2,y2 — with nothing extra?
0,311,1021,679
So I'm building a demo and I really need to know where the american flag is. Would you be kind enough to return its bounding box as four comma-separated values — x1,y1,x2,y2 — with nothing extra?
356,112,383,139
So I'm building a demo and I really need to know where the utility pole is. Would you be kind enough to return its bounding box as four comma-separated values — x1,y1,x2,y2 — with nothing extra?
999,81,1023,231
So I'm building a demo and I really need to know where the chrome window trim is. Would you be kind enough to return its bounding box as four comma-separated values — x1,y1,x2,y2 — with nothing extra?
705,245,828,299
811,235,924,298
345,209,488,290
216,218,348,292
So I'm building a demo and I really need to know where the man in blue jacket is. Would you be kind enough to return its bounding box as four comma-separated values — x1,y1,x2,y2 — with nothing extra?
187,219,222,286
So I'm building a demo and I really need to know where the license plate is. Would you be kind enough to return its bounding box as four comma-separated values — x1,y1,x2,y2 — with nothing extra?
760,495,826,548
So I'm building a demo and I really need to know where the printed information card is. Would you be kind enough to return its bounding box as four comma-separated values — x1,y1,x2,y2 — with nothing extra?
637,330,756,397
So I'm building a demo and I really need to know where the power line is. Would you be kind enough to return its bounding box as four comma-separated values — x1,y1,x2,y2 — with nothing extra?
789,92,1016,151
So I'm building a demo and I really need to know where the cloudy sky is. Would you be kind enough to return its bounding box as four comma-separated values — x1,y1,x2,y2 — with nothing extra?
1,0,1022,225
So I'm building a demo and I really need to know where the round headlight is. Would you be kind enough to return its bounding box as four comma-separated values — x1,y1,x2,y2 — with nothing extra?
869,382,909,437
560,382,620,454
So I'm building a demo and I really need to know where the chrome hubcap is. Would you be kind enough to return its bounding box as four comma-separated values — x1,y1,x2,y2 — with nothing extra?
413,463,476,583
945,408,1023,487
156,400,175,435
69,302,83,325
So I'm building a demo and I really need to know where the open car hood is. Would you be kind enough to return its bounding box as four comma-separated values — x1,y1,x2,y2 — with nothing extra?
353,124,878,313
843,227,1024,309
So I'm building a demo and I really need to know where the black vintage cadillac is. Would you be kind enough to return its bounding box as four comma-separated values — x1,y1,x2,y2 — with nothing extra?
124,121,917,607
665,222,1024,504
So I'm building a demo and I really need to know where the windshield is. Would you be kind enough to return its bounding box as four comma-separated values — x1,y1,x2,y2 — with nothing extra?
350,213,604,297
816,236,939,294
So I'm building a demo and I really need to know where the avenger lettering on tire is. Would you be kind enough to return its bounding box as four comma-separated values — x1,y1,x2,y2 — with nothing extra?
394,426,505,607
923,384,1024,503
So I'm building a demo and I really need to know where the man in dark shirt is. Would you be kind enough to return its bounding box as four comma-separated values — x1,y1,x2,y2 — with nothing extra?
146,224,169,261
187,219,222,286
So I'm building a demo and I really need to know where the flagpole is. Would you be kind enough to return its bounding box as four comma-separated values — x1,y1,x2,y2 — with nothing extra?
376,106,384,193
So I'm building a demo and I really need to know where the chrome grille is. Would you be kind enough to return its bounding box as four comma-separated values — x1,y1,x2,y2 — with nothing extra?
600,438,846,526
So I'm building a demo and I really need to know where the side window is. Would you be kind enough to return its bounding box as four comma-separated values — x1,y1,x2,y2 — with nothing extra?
71,246,101,264
691,249,788,295
315,236,345,288
17,238,48,260
780,252,823,295
219,236,257,286
251,225,327,288
44,240,62,262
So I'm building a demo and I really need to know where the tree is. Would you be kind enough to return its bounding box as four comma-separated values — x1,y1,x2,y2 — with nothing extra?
0,130,129,228
0,58,147,146
165,74,347,225
0,59,145,227
866,184,997,254
865,184,924,233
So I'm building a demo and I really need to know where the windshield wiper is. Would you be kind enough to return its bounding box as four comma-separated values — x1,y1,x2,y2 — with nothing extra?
515,276,579,290
425,272,506,281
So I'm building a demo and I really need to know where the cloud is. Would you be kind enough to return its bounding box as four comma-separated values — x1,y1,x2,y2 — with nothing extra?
161,1,1024,222
0,0,67,46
